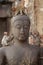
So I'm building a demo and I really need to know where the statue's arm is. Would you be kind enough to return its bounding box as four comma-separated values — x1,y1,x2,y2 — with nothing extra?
37,48,40,65
0,51,4,65
0,48,7,65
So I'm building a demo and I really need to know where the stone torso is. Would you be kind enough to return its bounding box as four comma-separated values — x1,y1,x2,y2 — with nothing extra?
0,44,39,65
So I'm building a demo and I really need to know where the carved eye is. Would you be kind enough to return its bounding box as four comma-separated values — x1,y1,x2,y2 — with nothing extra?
24,26,28,29
16,25,21,29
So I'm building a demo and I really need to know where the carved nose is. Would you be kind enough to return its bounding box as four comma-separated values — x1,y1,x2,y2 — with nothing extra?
20,28,24,34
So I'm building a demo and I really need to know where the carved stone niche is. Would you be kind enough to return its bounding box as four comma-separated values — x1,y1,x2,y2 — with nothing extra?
0,0,14,2
0,3,12,17
8,0,14,2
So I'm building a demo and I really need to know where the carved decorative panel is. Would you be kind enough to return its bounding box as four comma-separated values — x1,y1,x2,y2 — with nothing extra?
0,4,11,17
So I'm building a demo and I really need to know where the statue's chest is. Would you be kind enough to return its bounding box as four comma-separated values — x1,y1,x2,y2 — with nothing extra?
6,47,38,65
7,53,37,65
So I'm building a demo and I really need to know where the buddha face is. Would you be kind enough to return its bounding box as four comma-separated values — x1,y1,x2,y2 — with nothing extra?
13,19,30,41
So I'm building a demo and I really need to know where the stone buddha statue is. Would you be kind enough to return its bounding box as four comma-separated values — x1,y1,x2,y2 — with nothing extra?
0,14,40,65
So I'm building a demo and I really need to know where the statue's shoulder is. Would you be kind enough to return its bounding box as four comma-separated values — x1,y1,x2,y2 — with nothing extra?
4,45,16,54
0,46,13,53
28,44,40,53
0,46,8,55
0,47,5,53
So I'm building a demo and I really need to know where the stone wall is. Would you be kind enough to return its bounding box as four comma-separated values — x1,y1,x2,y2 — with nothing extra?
23,0,43,36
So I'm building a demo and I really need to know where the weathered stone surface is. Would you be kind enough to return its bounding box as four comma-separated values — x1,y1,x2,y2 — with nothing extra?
36,0,43,35
0,0,14,2
0,3,12,17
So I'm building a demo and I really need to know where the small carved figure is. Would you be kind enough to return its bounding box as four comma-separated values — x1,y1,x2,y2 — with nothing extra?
1,32,9,47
